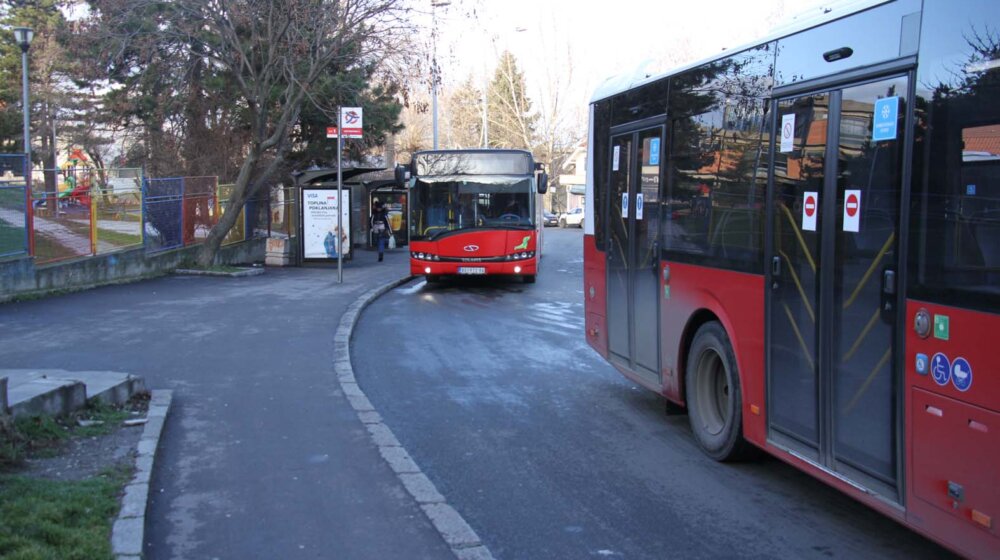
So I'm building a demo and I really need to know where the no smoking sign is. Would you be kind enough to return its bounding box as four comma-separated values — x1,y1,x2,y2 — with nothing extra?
780,114,795,153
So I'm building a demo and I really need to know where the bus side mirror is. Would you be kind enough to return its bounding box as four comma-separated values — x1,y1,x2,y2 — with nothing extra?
394,163,410,186
537,172,548,194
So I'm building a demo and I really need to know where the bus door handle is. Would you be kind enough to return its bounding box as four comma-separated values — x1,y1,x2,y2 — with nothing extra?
882,269,896,313
651,241,660,275
771,256,781,290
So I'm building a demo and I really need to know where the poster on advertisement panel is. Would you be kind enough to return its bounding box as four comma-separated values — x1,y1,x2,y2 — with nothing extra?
303,188,352,260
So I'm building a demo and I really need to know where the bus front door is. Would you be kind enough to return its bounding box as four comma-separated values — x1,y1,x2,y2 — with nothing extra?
607,125,664,383
766,75,909,500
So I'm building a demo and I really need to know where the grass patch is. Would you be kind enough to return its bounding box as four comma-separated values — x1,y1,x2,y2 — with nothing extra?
0,465,130,560
32,234,82,264
95,228,142,249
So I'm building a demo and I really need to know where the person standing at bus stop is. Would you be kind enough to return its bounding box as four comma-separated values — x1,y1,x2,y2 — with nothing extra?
371,199,393,262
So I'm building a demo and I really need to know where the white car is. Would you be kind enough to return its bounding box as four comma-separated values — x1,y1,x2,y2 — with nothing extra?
560,207,584,228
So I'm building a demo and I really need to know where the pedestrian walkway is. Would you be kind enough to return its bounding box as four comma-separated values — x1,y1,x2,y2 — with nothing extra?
0,247,453,559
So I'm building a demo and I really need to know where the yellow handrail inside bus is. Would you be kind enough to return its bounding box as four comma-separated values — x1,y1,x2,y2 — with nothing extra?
783,303,815,373
843,348,892,414
779,202,817,274
842,308,881,363
842,232,895,310
779,249,816,324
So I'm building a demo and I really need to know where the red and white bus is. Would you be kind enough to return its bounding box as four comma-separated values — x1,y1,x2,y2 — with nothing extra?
397,149,548,283
583,1,999,557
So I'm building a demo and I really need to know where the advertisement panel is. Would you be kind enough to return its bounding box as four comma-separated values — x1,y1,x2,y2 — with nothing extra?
303,188,351,259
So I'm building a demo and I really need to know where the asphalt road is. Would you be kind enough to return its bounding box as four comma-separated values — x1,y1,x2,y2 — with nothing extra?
352,227,953,560
0,254,453,560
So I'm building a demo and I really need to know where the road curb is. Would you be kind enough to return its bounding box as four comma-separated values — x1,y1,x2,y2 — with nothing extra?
335,276,496,560
112,389,173,560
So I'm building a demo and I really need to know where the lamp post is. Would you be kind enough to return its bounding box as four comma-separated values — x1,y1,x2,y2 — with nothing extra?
430,1,450,150
13,27,34,162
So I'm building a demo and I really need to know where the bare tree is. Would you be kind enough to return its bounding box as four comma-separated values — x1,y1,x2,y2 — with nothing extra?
91,0,409,265
394,96,432,163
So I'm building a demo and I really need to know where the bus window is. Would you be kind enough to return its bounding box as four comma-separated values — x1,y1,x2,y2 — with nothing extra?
910,3,1000,311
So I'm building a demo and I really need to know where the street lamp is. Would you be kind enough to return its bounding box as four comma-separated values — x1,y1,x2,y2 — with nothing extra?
13,27,33,162
430,1,450,150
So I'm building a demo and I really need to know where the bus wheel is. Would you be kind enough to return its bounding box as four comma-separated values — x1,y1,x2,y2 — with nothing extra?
685,321,755,462
523,274,536,284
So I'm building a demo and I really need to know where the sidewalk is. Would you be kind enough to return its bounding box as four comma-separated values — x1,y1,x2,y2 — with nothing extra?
0,247,455,559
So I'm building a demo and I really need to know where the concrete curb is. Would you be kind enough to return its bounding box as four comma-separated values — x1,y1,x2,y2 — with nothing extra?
335,276,496,560
112,389,173,560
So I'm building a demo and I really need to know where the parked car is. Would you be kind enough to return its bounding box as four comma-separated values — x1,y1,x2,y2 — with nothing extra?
560,207,584,228
542,211,559,227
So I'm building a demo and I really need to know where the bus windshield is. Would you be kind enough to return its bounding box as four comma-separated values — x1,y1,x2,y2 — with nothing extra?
410,176,534,241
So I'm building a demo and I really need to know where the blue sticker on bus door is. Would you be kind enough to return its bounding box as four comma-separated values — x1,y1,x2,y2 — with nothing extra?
872,97,899,142
649,138,660,165
622,192,629,219
636,192,644,220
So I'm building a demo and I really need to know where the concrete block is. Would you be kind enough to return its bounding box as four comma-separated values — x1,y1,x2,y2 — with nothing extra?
137,439,158,456
340,382,363,398
111,516,144,556
118,483,149,519
454,546,495,560
357,411,382,425
365,422,401,447
421,503,482,548
399,472,445,504
378,446,420,474
7,374,86,418
345,393,374,412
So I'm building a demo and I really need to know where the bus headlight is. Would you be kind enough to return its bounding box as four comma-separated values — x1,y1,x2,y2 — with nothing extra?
514,265,522,274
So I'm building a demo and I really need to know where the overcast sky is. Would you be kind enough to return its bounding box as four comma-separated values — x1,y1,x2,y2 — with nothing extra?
430,0,832,122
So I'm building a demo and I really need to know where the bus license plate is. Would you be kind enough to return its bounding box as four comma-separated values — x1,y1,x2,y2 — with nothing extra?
458,267,486,275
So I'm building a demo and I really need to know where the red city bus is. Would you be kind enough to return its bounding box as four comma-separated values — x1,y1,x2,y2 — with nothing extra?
583,1,999,557
396,149,548,283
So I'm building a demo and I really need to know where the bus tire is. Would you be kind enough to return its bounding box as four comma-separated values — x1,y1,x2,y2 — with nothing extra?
685,321,755,462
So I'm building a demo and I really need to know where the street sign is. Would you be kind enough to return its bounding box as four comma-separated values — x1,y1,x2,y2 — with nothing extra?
843,189,861,232
326,126,338,139
802,191,817,231
340,107,363,138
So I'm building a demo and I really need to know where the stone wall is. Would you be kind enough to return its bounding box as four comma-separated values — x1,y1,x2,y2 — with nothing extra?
0,239,266,302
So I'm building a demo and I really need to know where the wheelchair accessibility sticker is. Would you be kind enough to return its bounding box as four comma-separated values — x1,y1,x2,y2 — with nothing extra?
931,353,950,386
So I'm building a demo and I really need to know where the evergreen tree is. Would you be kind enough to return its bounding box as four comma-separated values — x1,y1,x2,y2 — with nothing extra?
487,51,536,150
444,75,483,149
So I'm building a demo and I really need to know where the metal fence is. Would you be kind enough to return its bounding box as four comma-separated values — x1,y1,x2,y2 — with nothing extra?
1,163,290,264
94,169,144,255
0,154,29,259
